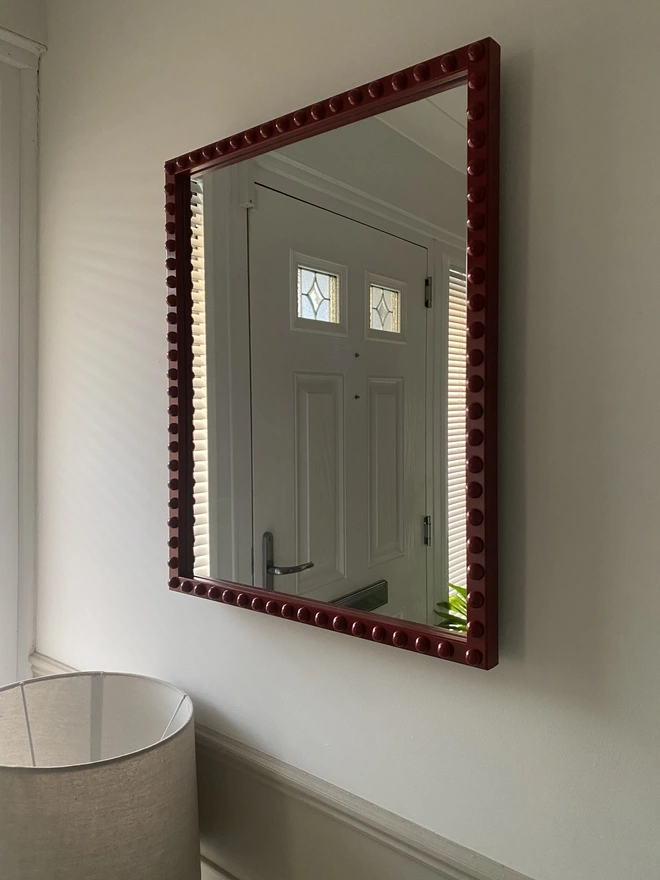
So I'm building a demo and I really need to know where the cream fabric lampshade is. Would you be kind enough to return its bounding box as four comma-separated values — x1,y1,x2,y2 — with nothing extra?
0,672,200,880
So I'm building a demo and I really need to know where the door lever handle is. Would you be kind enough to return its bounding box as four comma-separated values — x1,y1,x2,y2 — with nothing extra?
262,532,314,591
268,561,314,576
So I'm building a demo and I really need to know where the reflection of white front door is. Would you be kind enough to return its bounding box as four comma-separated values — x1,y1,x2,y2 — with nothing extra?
249,185,429,620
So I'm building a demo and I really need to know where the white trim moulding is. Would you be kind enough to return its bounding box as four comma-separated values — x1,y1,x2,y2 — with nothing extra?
1,28,41,681
0,26,45,69
200,858,239,880
254,151,465,251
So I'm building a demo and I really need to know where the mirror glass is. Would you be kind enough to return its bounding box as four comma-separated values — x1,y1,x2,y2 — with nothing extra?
191,83,468,630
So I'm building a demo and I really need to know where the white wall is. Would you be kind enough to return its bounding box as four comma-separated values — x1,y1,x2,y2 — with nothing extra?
37,2,660,879
0,0,45,44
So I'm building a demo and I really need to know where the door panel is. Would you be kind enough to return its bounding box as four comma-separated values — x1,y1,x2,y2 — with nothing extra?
367,377,404,566
294,372,345,594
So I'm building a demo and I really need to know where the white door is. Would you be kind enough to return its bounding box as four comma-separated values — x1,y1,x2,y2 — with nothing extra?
250,185,429,620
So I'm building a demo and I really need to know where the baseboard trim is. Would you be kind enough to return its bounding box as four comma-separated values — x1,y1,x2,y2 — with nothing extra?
196,725,530,880
29,652,532,880
200,857,238,880
29,651,76,677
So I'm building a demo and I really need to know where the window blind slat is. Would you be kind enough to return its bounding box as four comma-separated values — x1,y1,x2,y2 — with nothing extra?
191,177,210,577
447,266,467,591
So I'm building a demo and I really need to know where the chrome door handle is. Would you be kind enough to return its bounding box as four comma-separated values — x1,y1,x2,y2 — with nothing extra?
268,562,315,576
262,532,314,591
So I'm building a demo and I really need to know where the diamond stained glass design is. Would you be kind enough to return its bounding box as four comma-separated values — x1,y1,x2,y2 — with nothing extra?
297,267,340,323
369,285,401,333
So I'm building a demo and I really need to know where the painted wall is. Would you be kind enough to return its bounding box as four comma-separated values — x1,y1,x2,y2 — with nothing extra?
0,0,46,44
37,2,660,879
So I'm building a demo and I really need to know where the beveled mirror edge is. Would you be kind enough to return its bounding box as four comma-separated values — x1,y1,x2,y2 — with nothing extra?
164,37,499,669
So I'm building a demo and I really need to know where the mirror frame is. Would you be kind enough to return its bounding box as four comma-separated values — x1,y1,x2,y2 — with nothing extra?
164,37,500,668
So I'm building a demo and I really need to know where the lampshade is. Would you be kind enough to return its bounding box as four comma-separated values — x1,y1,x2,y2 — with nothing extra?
0,671,200,880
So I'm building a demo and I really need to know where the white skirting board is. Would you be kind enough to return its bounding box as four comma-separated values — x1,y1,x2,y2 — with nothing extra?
30,653,533,880
201,858,238,880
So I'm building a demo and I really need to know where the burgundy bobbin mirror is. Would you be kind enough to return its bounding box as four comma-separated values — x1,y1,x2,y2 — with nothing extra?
165,37,499,668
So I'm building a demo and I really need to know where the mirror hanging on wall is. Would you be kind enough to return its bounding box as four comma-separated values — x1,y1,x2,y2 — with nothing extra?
190,85,469,632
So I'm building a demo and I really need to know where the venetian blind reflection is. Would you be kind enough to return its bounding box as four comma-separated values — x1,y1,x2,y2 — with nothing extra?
190,176,210,577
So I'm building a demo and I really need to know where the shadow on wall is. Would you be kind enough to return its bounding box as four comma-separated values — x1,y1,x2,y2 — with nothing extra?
497,37,618,715
497,46,533,664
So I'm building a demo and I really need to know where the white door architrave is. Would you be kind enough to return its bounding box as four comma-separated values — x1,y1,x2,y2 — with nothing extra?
0,29,43,684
